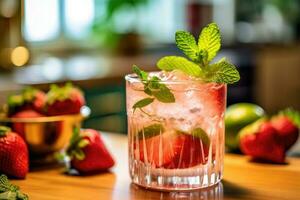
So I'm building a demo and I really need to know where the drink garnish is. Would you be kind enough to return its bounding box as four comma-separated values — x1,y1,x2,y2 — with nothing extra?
0,174,28,200
157,23,240,84
176,127,210,145
137,123,165,139
191,128,210,145
132,65,175,112
132,22,240,111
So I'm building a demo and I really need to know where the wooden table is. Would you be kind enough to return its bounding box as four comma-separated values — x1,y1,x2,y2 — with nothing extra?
12,133,300,200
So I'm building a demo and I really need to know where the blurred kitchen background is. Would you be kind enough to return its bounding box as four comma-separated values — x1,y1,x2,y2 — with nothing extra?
0,0,299,133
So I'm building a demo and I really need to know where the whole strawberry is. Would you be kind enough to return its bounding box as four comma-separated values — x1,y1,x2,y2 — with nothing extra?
66,128,115,174
271,116,299,150
271,109,300,151
0,126,29,179
7,87,46,116
46,83,85,116
239,119,285,163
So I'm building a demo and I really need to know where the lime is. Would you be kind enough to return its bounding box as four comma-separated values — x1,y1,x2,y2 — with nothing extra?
225,103,265,151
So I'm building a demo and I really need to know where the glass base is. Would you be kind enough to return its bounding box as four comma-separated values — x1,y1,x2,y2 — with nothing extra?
130,161,223,191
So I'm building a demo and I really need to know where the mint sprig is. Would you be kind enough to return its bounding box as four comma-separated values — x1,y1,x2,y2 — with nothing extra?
132,65,175,111
204,60,240,84
175,31,199,62
132,65,147,81
157,56,203,77
158,22,240,84
0,174,28,200
198,22,221,63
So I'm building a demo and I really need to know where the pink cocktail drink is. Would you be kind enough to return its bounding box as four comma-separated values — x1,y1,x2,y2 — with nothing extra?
126,72,226,191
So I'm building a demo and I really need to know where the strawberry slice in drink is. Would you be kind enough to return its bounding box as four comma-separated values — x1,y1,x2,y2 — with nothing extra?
164,128,210,169
137,130,176,167
134,124,173,167
135,125,210,169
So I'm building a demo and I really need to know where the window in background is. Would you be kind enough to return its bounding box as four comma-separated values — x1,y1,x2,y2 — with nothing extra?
24,0,60,42
23,0,300,46
64,0,95,39
92,0,185,45
137,0,183,43
23,0,181,45
24,0,95,42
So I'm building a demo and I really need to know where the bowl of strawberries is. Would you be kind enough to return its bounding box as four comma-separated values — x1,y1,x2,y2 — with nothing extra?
0,83,90,162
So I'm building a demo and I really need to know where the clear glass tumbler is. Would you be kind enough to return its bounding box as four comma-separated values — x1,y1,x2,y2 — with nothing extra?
126,72,226,191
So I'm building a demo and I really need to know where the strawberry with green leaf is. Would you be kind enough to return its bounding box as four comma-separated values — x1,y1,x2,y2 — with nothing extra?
239,119,286,163
7,87,46,116
64,128,115,174
271,108,299,150
7,87,47,138
239,108,300,163
46,83,85,116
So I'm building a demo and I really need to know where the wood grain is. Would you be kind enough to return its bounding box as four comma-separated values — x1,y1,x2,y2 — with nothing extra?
11,133,300,200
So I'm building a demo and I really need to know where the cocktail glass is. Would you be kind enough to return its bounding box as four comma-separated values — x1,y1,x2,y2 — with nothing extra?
126,72,226,191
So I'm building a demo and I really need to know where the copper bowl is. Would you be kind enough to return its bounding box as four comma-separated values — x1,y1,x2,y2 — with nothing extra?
0,106,90,160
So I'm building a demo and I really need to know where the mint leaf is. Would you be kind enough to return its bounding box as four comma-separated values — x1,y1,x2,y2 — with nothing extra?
146,76,175,103
132,65,175,106
198,23,221,63
0,174,28,200
0,175,18,193
205,61,240,84
133,98,154,111
151,84,175,103
157,56,203,77
17,191,29,200
132,65,148,81
147,76,161,90
155,22,240,85
176,127,210,146
191,128,210,146
0,191,17,199
144,87,152,96
175,31,199,61
138,124,165,139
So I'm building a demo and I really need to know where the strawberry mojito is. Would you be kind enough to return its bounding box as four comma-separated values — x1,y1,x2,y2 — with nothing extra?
126,23,240,190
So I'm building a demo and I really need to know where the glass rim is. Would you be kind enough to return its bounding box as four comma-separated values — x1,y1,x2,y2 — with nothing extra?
125,73,226,85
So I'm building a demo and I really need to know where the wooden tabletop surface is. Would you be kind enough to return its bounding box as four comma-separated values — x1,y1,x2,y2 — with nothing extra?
11,133,300,200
